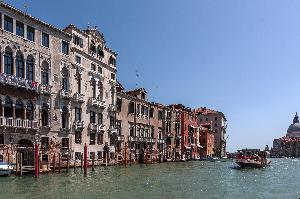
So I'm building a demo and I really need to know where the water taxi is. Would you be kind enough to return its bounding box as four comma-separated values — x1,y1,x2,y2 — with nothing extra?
0,162,13,176
235,149,271,168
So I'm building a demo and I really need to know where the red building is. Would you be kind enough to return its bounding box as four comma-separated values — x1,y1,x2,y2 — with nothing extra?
199,124,215,158
172,104,199,160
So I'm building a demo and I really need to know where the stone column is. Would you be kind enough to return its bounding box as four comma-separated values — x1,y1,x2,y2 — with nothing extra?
24,57,27,79
12,55,16,76
95,81,99,99
12,104,16,119
1,50,6,74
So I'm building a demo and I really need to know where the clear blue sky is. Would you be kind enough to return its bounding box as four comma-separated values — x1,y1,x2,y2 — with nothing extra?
5,0,300,152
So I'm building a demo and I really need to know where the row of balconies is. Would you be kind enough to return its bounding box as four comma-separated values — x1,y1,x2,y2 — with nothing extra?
128,136,156,143
0,73,53,94
0,117,38,129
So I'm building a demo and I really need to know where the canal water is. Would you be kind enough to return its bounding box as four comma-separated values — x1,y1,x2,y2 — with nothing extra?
0,159,299,199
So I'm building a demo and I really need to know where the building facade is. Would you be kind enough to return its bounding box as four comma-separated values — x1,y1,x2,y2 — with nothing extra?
196,107,227,157
0,2,118,167
0,2,226,167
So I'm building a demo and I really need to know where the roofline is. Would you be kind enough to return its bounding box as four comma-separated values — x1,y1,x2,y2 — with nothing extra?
1,1,71,38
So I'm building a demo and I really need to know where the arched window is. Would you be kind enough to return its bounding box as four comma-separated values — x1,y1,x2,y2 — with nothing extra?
61,106,69,129
26,101,34,120
4,48,13,75
90,40,96,54
41,61,49,85
41,103,49,126
16,52,24,78
15,98,24,119
4,96,13,117
26,56,34,80
109,56,116,66
97,45,104,58
91,80,96,98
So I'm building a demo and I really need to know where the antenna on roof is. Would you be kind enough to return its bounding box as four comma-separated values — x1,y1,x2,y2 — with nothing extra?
135,69,139,88
23,2,29,13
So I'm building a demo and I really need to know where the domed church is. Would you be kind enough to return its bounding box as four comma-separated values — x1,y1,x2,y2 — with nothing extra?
271,113,300,158
287,113,300,138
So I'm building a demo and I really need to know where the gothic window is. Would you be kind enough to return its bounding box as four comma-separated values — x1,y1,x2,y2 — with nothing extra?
4,96,13,117
61,106,69,129
16,52,24,78
41,103,49,126
26,56,34,80
41,61,49,85
4,48,13,75
15,98,24,119
26,101,34,120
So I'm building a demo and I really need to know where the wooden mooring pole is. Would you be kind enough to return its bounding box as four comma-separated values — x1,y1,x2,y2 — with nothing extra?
58,153,61,173
34,143,39,178
124,142,127,168
53,154,56,172
67,154,70,173
84,144,88,176
16,152,19,175
92,156,95,171
20,153,23,176
80,153,83,170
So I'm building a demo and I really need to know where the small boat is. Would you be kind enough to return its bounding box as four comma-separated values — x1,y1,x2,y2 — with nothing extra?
0,162,13,176
208,157,219,162
235,149,271,168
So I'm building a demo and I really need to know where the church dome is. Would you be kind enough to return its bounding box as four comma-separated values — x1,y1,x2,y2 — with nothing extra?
287,112,300,138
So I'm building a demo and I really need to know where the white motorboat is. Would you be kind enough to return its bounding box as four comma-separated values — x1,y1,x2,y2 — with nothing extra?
0,162,13,176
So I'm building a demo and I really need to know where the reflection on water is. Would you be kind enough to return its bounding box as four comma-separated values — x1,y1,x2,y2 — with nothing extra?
0,159,299,199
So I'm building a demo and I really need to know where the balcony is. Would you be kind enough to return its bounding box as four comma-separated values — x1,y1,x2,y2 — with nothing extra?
108,104,117,112
98,124,105,131
73,120,84,131
88,123,98,132
60,89,72,99
88,70,103,81
128,136,137,142
157,139,165,144
108,127,118,135
0,117,38,129
39,84,52,95
88,97,105,109
150,138,156,143
73,92,85,103
117,135,125,142
0,73,38,92
165,132,174,138
60,127,71,133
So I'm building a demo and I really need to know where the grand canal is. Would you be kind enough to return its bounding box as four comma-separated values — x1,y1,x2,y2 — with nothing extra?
0,159,299,199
